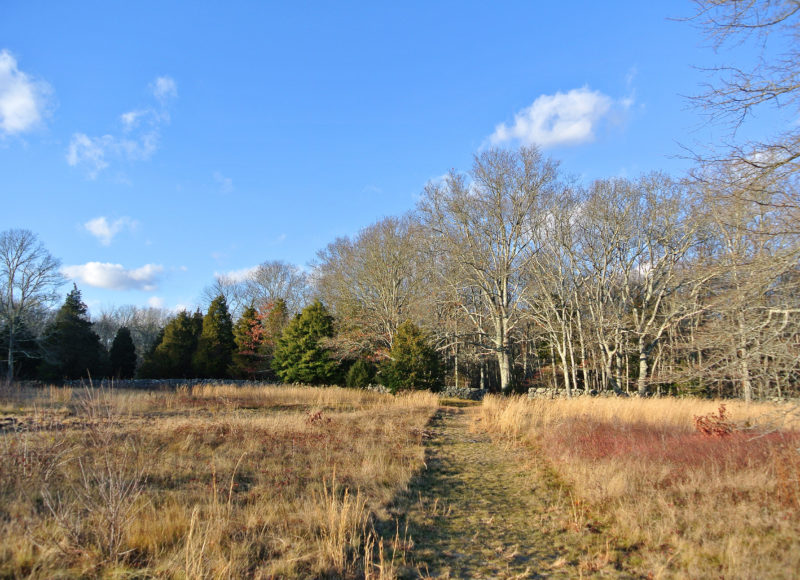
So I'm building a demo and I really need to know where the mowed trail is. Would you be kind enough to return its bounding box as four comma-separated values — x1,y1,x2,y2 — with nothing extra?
377,406,630,579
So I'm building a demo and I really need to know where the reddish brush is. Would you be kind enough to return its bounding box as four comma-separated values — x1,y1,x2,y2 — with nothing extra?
541,415,800,475
694,404,735,437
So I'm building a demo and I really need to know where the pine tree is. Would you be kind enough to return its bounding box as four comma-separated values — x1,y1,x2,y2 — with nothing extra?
41,285,108,380
345,358,376,388
231,305,264,379
272,300,339,384
109,326,137,379
259,298,289,380
138,310,201,378
380,320,442,392
193,295,235,378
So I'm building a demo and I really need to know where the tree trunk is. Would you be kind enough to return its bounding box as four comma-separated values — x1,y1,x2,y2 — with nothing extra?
498,348,512,394
6,333,13,384
637,350,648,396
637,336,649,396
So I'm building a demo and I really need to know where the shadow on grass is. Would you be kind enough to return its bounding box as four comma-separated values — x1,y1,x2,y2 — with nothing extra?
372,407,571,579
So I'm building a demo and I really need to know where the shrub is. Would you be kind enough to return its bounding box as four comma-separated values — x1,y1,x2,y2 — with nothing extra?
380,321,442,393
345,359,376,388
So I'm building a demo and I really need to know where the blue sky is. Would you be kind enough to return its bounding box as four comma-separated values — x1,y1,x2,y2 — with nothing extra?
0,1,779,315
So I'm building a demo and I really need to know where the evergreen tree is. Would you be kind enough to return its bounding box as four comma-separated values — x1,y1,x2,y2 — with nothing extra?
193,295,235,378
272,300,339,384
40,285,108,380
138,310,201,378
109,326,137,379
345,358,376,388
380,320,442,392
231,305,264,379
259,298,289,380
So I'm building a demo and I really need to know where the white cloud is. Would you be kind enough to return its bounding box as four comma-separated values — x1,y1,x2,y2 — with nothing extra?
151,76,177,104
62,262,164,291
67,75,175,178
147,296,165,308
84,216,138,245
217,266,258,283
0,49,51,136
490,87,622,148
213,171,234,194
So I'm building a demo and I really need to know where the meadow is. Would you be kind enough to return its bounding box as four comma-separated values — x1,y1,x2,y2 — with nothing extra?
477,395,800,579
0,384,438,579
3,384,800,579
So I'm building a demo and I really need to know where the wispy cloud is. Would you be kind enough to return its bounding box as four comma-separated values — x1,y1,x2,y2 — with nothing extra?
62,262,164,291
213,171,234,194
84,216,138,245
489,86,632,148
151,76,177,105
67,75,176,178
120,109,146,131
0,49,52,136
67,132,159,179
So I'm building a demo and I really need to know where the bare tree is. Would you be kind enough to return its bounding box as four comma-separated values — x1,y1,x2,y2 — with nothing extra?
243,260,309,316
686,165,800,401
314,216,425,359
91,305,173,362
522,185,583,396
200,274,248,320
418,146,559,393
201,260,309,320
0,229,63,383
689,0,800,232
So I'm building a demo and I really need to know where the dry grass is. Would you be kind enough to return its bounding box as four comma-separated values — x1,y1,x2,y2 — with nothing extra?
0,384,438,578
476,395,800,579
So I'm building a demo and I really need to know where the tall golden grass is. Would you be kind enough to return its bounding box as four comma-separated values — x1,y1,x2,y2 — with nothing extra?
0,384,438,578
477,395,800,579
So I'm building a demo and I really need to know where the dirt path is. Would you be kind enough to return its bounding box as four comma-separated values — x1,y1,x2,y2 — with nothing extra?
377,406,629,579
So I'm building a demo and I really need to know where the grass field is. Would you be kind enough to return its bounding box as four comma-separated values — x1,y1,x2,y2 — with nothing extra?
5,384,799,578
0,384,438,579
477,395,800,579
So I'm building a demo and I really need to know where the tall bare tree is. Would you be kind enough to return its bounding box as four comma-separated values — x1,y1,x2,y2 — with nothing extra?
687,164,800,401
0,229,63,383
690,0,800,232
314,216,424,359
418,146,559,393
202,260,309,320
243,260,309,316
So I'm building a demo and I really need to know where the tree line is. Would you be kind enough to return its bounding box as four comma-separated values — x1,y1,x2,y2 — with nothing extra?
1,142,797,400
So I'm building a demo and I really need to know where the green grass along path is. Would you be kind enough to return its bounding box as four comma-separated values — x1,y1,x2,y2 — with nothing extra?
375,405,634,579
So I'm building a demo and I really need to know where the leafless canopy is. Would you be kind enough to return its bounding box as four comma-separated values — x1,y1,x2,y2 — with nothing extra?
0,229,63,382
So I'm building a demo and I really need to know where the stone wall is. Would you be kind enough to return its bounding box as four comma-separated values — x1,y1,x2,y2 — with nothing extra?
527,387,625,399
439,386,487,401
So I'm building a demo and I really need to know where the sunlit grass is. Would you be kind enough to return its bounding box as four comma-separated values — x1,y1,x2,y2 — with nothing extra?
476,395,800,579
0,383,438,578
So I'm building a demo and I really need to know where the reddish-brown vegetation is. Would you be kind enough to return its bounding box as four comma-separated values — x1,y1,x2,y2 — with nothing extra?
478,395,800,579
